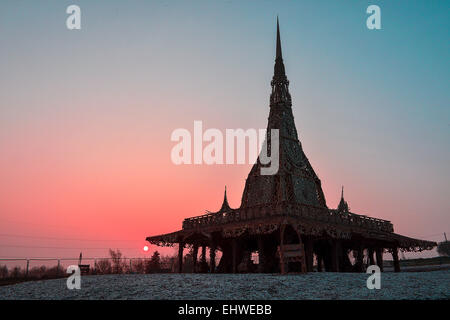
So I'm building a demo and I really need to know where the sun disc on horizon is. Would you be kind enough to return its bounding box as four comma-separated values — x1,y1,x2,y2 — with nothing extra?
143,245,149,252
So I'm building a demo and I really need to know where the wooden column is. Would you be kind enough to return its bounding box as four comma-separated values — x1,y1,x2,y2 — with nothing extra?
178,241,184,273
209,243,216,273
392,247,401,272
317,254,323,272
192,244,198,273
355,245,364,272
232,238,237,274
257,236,265,273
331,241,340,272
279,224,286,274
368,248,375,266
199,245,207,273
295,229,307,273
375,248,384,272
201,245,207,263
341,247,352,272
305,239,314,272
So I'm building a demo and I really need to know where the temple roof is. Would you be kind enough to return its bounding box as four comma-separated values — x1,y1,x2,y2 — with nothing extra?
240,18,327,209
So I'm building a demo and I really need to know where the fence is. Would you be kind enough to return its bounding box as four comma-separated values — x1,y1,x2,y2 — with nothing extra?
0,257,173,279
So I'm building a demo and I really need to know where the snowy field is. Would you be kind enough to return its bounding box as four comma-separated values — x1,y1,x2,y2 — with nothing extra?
0,271,449,300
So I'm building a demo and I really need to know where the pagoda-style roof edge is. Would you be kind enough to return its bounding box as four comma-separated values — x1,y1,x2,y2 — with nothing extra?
146,231,183,247
146,216,437,252
182,202,394,234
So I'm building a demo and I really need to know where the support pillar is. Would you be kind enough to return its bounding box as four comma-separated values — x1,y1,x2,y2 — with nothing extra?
317,254,323,272
178,242,184,273
257,236,266,273
199,245,208,273
232,238,237,274
210,243,216,273
392,247,401,272
305,239,314,272
201,245,207,263
323,251,332,272
279,225,286,274
375,248,384,272
341,247,353,272
355,245,364,272
368,248,375,266
331,241,341,272
192,244,198,273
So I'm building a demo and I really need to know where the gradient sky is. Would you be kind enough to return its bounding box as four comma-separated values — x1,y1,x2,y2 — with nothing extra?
0,0,449,263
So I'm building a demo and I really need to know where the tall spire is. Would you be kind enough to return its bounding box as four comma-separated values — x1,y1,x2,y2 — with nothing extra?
273,17,286,80
270,17,290,106
341,186,344,200
241,18,328,209
276,16,283,61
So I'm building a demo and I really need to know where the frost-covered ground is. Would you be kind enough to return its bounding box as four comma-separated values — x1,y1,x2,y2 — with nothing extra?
0,271,448,300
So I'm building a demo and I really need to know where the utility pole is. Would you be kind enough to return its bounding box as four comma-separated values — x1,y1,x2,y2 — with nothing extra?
444,232,448,242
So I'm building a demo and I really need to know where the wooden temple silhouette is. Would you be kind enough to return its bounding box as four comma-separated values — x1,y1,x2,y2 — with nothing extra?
147,19,436,273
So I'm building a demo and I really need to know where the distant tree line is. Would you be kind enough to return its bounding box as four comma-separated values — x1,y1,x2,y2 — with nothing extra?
94,250,172,274
0,264,64,285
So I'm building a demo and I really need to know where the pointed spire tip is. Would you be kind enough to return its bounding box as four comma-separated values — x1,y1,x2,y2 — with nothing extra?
276,17,282,60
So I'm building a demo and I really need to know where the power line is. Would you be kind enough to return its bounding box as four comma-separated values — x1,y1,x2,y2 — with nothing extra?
0,233,143,242
0,217,72,229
